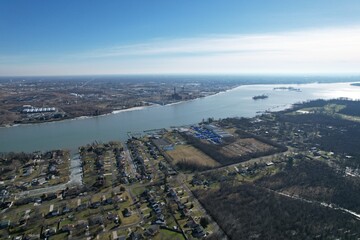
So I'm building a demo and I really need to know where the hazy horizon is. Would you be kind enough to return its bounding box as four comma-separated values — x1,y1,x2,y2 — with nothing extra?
2,1,360,76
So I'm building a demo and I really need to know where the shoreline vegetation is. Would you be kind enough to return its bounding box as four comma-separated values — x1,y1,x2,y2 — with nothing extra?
1,80,359,129
0,86,236,128
0,76,249,128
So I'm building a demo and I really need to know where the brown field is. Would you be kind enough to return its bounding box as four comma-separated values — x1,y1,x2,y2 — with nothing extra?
167,144,220,167
220,138,275,158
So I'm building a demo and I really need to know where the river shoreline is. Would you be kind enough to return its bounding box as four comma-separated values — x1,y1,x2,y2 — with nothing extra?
1,81,359,153
0,81,352,129
0,86,240,129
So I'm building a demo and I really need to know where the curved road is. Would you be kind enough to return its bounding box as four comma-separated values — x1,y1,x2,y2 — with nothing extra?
18,153,83,198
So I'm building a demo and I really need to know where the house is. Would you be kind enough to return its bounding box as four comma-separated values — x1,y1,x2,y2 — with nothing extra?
76,203,88,212
122,208,132,217
167,169,177,175
62,187,81,199
148,197,156,204
177,203,185,211
62,206,71,214
0,189,9,199
42,228,56,238
266,161,274,166
152,219,166,225
0,220,10,229
107,212,118,220
42,193,57,201
192,224,206,238
180,208,189,217
14,197,34,206
102,197,113,205
61,224,74,233
0,201,11,210
22,166,33,177
75,220,89,230
38,177,47,185
144,225,159,237
151,203,159,209
152,205,161,214
47,164,59,177
168,189,177,198
156,213,165,222
88,215,104,226
47,210,59,218
90,201,101,209
31,179,39,186
191,178,203,186
185,219,197,229
129,232,143,240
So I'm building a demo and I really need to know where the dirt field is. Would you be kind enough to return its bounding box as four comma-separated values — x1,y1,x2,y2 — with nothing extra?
167,144,220,167
220,138,275,158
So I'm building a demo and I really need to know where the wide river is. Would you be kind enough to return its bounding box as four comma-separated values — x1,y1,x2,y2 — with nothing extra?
1,82,359,153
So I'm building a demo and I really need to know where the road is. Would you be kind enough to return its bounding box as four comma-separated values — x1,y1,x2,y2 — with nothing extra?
17,153,83,198
201,148,292,174
263,186,360,221
123,144,137,178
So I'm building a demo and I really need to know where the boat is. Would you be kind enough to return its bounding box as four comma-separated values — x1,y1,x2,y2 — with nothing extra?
252,94,269,100
273,87,301,92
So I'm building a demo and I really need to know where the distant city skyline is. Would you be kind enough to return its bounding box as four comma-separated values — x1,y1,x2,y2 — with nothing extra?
1,0,360,76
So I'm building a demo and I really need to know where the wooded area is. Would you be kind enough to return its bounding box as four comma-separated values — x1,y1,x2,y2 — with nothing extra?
195,183,360,239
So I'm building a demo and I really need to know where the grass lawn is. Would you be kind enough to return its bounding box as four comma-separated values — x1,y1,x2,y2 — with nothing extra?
153,229,185,240
132,185,146,196
49,232,69,240
118,210,140,225
167,145,220,167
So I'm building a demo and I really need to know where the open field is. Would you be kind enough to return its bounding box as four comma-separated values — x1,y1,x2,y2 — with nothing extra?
220,138,275,158
290,102,360,123
179,129,287,167
167,145,220,168
153,229,186,240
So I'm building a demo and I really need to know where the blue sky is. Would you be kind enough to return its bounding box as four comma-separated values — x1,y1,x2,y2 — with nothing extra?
1,0,360,76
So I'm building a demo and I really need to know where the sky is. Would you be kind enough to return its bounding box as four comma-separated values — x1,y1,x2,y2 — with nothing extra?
1,0,360,76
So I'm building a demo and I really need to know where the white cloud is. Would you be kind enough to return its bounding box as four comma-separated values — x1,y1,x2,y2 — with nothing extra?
80,26,360,59
2,26,360,75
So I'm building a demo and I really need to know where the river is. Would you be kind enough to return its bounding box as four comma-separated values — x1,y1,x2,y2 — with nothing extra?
1,82,359,153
